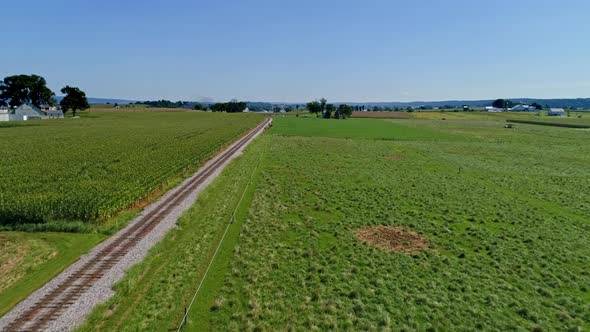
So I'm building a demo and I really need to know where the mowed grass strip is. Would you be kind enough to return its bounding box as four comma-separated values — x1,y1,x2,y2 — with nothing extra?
0,111,262,225
77,137,267,331
0,232,105,316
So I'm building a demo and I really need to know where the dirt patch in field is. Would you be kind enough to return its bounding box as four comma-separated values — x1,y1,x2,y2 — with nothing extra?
384,154,403,160
354,226,429,254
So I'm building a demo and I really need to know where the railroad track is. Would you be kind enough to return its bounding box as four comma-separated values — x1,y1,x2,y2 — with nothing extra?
1,117,272,332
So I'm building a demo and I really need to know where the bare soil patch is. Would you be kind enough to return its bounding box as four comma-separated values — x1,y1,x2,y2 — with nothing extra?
354,226,429,254
384,154,403,160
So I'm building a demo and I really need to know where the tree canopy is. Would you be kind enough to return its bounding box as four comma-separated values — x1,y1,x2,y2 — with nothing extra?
323,104,335,118
307,98,329,117
306,101,322,116
136,100,189,108
211,100,247,113
335,104,353,119
60,86,90,117
0,74,55,108
492,99,515,109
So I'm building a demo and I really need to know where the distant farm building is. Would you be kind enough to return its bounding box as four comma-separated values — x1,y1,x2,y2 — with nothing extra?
548,108,565,116
0,103,64,122
510,104,535,112
3,103,43,121
485,106,502,112
0,107,9,122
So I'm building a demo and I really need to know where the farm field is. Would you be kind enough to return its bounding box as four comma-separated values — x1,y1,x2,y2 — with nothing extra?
352,111,411,119
0,232,105,316
354,110,590,123
77,134,268,331
0,111,262,226
79,116,589,330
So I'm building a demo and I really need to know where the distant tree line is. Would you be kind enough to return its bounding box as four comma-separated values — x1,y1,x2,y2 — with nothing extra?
306,98,353,119
134,100,191,108
211,100,247,113
0,74,89,116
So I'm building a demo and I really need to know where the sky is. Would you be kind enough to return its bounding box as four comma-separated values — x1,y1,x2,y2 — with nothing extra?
2,0,590,102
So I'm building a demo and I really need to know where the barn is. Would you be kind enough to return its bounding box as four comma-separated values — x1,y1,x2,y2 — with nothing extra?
548,108,565,116
0,103,64,121
12,104,44,120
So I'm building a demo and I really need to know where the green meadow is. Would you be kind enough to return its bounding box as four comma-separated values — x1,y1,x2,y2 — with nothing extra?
80,115,589,331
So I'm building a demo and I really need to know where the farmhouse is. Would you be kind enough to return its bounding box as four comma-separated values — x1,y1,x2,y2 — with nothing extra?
0,103,64,121
548,108,565,116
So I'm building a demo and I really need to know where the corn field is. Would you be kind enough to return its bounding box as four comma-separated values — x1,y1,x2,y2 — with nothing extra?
0,111,262,224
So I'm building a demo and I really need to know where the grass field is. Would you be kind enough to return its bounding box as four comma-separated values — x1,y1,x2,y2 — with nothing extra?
274,116,461,141
0,111,262,225
352,111,411,119
0,232,105,316
202,118,589,330
78,116,589,330
354,110,590,125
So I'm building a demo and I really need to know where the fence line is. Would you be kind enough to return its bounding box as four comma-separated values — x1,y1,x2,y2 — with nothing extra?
177,138,266,331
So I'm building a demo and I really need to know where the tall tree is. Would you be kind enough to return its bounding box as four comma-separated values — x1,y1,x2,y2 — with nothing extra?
0,74,55,108
336,104,353,119
306,100,322,116
319,98,327,115
492,99,515,109
60,86,90,117
492,99,505,108
324,104,335,118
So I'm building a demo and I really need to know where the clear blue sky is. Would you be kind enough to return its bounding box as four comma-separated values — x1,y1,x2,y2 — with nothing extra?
2,0,589,102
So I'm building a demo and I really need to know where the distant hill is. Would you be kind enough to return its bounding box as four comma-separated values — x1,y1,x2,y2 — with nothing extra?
54,96,136,105
248,98,590,109
337,98,590,109
61,97,590,109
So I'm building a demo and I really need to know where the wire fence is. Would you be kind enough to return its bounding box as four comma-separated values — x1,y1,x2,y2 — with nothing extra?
177,125,268,331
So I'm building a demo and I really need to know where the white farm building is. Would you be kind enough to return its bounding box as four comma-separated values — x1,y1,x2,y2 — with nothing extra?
548,108,565,116
510,104,535,112
0,103,64,122
485,106,502,112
